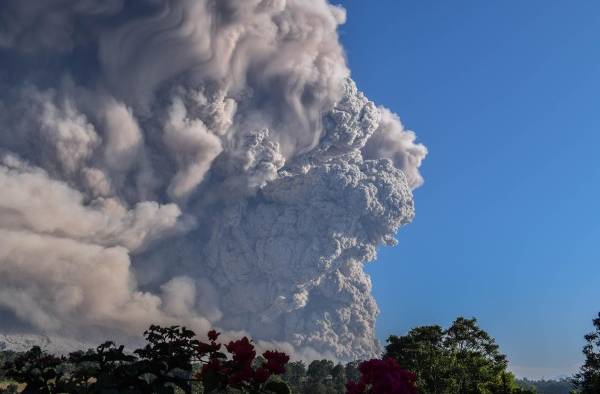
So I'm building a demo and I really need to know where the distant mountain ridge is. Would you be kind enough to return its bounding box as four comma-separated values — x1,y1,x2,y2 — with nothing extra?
0,333,92,354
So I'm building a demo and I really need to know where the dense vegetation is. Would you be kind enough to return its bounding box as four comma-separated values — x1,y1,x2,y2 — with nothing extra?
1,325,295,394
0,326,415,394
515,378,572,394
1,313,599,393
383,317,532,394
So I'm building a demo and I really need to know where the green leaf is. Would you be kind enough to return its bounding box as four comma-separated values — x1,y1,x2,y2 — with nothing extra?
264,380,291,394
201,369,221,393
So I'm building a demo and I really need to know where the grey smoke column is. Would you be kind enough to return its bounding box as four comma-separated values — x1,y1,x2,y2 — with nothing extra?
0,0,427,360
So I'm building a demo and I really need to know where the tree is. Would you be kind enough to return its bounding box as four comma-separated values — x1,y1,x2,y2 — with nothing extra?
345,361,361,385
0,351,16,381
305,360,334,394
330,363,347,393
283,361,307,393
283,359,364,394
573,312,600,393
385,325,454,393
495,372,537,394
385,317,534,394
517,378,572,394
445,317,508,393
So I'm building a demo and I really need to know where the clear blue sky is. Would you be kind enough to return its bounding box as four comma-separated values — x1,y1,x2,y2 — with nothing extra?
337,0,600,379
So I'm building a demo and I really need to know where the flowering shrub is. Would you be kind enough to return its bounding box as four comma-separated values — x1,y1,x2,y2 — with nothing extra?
197,331,290,393
1,325,291,394
346,357,417,394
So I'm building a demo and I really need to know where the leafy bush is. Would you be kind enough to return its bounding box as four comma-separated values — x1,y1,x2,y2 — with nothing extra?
346,358,416,394
1,326,291,394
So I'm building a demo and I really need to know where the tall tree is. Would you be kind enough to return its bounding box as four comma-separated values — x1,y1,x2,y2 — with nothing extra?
573,312,600,394
385,317,533,394
305,360,335,394
445,317,507,393
385,325,455,393
284,361,307,393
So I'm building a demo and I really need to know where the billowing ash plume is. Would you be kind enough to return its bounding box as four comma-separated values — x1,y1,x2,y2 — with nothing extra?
0,0,427,360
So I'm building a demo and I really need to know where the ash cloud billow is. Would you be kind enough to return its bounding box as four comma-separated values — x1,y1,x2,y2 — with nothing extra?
0,0,427,360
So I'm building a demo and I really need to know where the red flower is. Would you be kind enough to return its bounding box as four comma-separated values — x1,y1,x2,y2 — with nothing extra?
208,329,220,341
347,380,367,394
196,340,221,355
262,350,289,375
226,337,256,367
347,358,417,394
228,366,254,386
254,367,272,384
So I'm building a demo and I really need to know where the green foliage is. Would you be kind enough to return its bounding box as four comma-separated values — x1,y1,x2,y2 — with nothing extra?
264,380,292,394
0,383,19,394
344,361,361,385
0,326,289,394
282,361,306,393
516,378,573,394
0,351,17,381
283,359,348,394
385,317,534,394
385,325,454,393
572,312,600,394
2,314,591,394
0,350,19,394
3,346,66,394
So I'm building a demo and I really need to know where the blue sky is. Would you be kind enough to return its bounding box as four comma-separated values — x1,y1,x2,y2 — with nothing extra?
337,0,600,379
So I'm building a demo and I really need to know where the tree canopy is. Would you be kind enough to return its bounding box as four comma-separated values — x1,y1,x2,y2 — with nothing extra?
573,312,600,393
384,317,534,394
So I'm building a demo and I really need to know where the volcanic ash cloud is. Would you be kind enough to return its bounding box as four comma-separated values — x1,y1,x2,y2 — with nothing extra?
0,0,427,360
